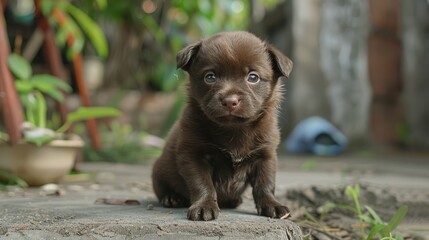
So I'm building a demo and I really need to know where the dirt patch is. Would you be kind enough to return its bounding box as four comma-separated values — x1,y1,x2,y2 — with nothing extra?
282,184,429,240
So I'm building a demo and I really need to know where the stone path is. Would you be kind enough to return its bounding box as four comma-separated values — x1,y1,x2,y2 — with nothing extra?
1,153,428,239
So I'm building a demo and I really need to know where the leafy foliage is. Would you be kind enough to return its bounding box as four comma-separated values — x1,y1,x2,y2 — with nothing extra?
6,54,32,79
75,0,250,92
6,54,121,146
0,170,28,189
7,54,72,130
57,107,121,133
40,0,108,59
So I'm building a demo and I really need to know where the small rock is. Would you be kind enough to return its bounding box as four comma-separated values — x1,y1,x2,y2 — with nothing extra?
146,204,154,210
55,189,66,196
40,183,59,195
41,183,58,191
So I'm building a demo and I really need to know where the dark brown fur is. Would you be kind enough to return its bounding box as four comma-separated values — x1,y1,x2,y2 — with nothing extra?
152,31,293,221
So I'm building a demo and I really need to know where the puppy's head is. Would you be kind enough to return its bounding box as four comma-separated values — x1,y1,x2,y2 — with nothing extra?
177,31,293,127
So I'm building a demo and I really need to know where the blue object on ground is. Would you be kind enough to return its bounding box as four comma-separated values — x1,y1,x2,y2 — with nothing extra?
285,116,348,156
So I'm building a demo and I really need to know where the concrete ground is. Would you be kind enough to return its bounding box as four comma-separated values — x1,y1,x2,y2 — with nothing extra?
1,152,428,239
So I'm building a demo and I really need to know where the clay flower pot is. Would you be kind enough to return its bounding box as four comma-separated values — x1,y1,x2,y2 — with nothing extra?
0,139,84,186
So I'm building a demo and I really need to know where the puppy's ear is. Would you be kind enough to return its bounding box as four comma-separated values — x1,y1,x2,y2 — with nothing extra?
266,44,293,79
176,41,201,71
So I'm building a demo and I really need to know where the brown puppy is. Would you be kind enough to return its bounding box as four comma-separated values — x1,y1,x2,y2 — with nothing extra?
152,31,293,221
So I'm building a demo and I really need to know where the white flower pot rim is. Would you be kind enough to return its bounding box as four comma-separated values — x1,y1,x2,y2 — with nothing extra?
1,138,85,147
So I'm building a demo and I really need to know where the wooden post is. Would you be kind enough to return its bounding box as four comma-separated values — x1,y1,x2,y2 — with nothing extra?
50,7,102,150
31,1,102,149
33,0,69,124
0,2,24,144
368,0,403,147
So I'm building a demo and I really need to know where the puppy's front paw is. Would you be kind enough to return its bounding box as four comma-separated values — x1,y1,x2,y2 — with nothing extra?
187,200,220,221
256,200,290,219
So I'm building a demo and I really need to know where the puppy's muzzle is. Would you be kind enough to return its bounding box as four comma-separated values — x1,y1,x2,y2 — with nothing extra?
220,94,241,112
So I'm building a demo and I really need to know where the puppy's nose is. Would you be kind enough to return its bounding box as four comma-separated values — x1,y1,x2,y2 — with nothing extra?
221,95,241,111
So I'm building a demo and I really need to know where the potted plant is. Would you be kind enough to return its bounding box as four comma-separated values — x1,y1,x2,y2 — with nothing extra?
0,54,120,186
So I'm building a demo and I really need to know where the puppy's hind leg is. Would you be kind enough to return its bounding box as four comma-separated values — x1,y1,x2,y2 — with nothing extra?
160,192,189,208
152,160,189,208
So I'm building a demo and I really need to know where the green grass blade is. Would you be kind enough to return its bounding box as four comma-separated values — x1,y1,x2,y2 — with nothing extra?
366,224,387,240
382,205,408,236
303,209,321,227
365,205,384,224
359,214,376,226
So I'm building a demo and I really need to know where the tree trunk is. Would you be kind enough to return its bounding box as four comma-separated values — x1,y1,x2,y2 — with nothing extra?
0,3,24,144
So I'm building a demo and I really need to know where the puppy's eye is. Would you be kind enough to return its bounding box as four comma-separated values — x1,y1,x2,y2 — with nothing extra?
204,72,216,84
247,72,260,84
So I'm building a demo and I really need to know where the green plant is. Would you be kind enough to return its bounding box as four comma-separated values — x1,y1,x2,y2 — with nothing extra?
75,0,252,92
345,184,366,238
344,184,408,240
362,205,407,240
0,170,28,189
301,184,409,240
40,0,109,59
4,54,120,146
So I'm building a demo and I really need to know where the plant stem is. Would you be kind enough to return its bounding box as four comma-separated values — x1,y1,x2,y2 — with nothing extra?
34,91,47,128
352,191,366,240
56,121,72,133
26,103,36,125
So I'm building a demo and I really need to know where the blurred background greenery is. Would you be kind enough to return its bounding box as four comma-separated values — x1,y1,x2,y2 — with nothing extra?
2,0,429,164
2,0,286,163
75,0,275,92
